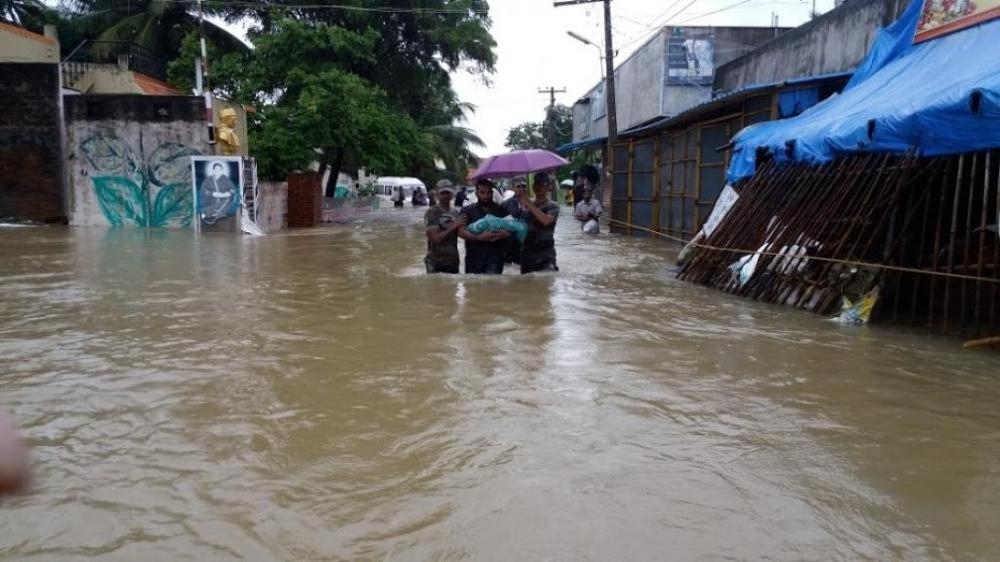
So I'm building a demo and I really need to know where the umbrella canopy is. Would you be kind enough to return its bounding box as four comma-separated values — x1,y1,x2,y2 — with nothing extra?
471,149,569,180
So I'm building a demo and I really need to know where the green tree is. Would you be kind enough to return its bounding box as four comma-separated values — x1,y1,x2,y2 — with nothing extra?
505,122,545,150
0,0,48,27
214,0,497,188
61,0,247,61
505,104,573,151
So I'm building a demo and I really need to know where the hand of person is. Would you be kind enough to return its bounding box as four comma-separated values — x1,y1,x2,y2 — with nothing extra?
453,215,468,229
494,230,512,240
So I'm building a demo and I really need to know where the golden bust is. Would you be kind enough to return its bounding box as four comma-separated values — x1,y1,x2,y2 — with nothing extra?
217,107,241,155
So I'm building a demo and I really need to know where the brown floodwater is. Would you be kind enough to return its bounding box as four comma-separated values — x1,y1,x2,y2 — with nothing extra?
1,208,999,561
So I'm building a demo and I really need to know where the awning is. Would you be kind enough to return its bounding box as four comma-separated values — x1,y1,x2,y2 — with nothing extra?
728,0,1000,182
556,136,606,155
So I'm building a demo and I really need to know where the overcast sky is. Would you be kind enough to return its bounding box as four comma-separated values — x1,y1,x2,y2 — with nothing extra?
456,0,835,156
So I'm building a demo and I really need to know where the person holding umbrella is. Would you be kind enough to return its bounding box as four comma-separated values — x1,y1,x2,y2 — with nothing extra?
517,172,560,273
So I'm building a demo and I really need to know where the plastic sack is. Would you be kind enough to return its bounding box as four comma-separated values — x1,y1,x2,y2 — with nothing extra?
831,288,880,325
582,219,599,234
467,214,529,243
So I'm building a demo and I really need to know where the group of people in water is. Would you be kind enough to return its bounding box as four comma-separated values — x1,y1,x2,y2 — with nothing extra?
422,169,603,275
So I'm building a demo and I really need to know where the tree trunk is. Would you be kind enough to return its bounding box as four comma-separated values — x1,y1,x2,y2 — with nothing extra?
324,147,345,198
317,149,331,179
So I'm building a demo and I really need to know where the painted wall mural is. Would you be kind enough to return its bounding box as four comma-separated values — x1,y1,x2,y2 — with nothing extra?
80,130,201,228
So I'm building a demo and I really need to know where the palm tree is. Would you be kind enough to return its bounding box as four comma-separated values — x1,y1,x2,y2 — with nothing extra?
420,98,486,179
0,0,49,27
66,0,246,61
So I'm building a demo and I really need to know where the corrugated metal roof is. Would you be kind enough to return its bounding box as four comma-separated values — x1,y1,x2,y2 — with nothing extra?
556,136,607,155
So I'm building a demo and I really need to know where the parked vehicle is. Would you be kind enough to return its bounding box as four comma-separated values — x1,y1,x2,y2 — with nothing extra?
374,177,426,205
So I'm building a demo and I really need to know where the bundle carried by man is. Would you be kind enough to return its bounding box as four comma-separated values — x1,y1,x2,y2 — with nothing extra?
467,214,529,243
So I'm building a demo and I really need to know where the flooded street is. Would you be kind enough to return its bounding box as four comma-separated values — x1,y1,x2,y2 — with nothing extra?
2,208,1000,561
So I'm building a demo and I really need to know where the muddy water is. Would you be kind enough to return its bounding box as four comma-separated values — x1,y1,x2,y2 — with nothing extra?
1,209,1000,561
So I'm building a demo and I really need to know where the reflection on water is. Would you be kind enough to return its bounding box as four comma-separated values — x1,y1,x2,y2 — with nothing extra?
2,210,1000,560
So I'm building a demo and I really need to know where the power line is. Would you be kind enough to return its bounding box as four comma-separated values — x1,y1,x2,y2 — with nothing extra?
670,0,761,25
662,0,701,25
613,0,691,56
165,0,489,13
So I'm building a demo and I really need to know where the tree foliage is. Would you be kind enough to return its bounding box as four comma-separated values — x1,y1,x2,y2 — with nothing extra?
55,0,247,61
49,0,497,183
0,0,49,28
213,0,497,181
505,104,573,152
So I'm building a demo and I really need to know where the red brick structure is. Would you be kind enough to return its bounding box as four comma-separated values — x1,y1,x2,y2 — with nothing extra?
286,172,321,228
0,63,63,223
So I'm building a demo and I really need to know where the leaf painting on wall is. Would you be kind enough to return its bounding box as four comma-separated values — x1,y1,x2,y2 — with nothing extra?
80,132,141,181
150,183,193,228
148,143,200,188
92,176,147,227
80,129,201,228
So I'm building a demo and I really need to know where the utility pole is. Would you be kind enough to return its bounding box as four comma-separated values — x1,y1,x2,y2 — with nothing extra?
538,87,567,149
538,86,567,109
554,0,617,169
197,0,215,146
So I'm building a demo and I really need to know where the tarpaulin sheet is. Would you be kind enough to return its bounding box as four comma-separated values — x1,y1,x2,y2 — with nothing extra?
777,88,820,118
728,0,1000,182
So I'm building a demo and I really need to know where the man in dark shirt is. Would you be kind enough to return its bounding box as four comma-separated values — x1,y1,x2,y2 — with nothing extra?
459,179,511,274
424,182,466,273
518,172,560,274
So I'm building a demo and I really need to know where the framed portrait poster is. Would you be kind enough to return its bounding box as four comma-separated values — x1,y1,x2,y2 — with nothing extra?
191,156,243,231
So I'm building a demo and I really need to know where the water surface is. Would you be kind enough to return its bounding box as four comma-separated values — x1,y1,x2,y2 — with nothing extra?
1,209,999,561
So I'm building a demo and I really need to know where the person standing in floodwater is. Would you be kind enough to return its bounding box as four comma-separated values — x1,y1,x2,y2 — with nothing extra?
518,172,560,273
423,181,466,274
500,176,529,265
458,179,511,274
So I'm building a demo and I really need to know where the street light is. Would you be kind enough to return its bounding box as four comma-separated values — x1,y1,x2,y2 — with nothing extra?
566,31,604,79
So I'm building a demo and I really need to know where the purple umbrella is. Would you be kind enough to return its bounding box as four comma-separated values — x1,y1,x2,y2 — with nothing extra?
471,149,569,180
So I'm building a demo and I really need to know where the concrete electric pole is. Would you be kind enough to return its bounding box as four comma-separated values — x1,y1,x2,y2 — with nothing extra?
554,0,617,162
538,86,567,109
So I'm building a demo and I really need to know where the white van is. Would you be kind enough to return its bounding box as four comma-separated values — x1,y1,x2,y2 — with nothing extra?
374,177,426,203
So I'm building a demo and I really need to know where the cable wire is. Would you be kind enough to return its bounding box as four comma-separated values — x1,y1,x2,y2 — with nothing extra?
607,218,1000,284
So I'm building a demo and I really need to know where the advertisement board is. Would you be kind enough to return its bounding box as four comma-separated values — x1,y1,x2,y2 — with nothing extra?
916,0,1000,42
665,28,715,86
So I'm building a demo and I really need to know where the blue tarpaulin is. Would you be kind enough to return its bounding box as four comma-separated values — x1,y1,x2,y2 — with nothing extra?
728,0,1000,182
777,88,819,118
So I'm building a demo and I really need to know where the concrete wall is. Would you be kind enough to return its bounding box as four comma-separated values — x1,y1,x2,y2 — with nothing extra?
713,0,908,93
257,180,287,233
62,62,142,94
0,22,58,63
572,26,786,142
616,32,667,132
64,95,211,228
0,63,64,222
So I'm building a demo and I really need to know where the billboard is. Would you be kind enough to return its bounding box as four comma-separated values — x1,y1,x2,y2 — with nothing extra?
666,29,715,86
191,156,243,229
916,0,1000,42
